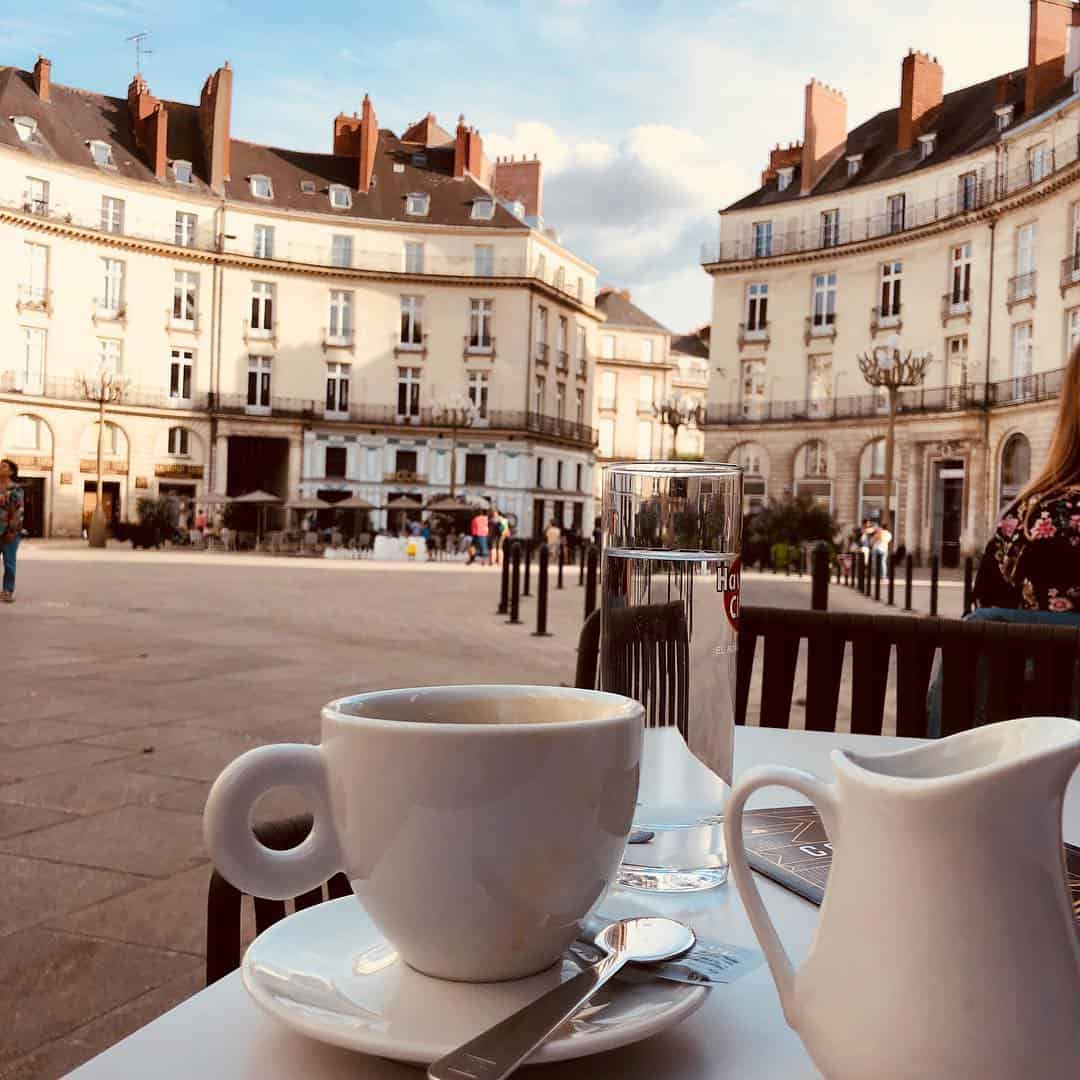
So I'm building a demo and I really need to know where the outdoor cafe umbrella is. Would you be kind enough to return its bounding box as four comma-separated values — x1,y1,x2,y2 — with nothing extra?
231,489,283,545
384,494,423,533
328,494,376,538
285,495,331,533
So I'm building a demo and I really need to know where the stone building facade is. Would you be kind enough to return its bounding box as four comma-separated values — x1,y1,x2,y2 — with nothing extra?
703,0,1080,564
0,56,600,538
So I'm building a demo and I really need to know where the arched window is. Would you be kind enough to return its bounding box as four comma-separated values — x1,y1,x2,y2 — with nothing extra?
794,440,832,510
733,442,768,513
859,438,893,525
999,433,1031,510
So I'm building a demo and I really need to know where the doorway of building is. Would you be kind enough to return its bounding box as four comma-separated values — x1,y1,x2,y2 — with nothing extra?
82,481,121,533
533,499,546,539
226,436,289,532
17,476,46,536
931,459,965,568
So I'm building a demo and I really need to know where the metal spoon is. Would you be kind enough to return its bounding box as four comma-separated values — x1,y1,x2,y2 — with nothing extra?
427,917,695,1080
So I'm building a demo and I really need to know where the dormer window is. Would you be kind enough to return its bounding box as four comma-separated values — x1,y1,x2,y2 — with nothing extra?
846,154,862,179
329,184,352,209
411,152,427,166
918,133,936,161
11,116,36,143
405,192,430,216
88,140,114,167
777,167,794,192
995,105,1015,132
471,197,495,220
250,174,273,199
172,159,193,184
300,179,317,194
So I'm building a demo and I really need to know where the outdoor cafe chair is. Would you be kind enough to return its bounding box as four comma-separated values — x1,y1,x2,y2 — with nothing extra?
577,605,1080,738
205,814,351,985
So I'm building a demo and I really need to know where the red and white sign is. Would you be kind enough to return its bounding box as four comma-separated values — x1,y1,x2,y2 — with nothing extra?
716,556,741,632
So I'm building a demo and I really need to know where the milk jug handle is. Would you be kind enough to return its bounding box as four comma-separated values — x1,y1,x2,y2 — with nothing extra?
203,744,343,901
723,765,838,1028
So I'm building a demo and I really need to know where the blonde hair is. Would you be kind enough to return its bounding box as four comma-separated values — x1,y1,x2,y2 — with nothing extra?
1018,344,1080,503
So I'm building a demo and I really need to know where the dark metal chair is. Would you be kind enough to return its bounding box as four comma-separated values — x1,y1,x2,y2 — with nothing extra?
205,814,352,985
575,604,691,739
577,605,1080,738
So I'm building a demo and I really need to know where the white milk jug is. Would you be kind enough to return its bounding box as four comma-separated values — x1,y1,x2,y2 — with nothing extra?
724,716,1080,1080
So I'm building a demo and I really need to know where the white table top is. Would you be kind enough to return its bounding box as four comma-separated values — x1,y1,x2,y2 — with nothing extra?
69,727,1080,1080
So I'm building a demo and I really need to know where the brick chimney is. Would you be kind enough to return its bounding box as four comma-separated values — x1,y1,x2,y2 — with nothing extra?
493,155,543,218
198,62,233,195
33,56,51,102
332,95,377,192
898,50,944,152
801,79,847,195
127,75,168,179
453,115,484,180
1027,0,1080,116
761,142,803,187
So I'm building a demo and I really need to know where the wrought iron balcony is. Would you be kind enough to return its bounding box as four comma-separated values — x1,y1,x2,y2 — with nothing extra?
870,305,902,334
1061,253,1080,290
803,315,837,343
941,292,972,323
1007,271,1037,306
738,321,770,346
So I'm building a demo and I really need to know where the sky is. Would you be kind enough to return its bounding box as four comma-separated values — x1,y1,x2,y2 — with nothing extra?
2,1,1035,331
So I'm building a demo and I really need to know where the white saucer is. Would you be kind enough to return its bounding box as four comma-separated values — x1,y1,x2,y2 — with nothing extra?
241,897,709,1066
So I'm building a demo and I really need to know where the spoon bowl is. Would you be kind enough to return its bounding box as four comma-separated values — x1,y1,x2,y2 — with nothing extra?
594,916,696,965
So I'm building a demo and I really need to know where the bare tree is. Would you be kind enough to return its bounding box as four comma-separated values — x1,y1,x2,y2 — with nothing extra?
77,363,130,547
434,393,478,498
856,336,932,531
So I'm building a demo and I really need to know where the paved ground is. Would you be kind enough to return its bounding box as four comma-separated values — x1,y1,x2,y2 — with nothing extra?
0,541,938,1078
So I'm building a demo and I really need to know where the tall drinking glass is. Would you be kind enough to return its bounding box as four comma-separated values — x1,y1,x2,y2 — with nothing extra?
600,462,742,892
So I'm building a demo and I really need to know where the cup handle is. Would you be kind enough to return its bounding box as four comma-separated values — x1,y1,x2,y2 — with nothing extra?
722,765,837,1029
203,744,343,901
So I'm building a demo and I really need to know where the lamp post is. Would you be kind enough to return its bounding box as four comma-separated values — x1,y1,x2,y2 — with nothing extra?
434,393,478,499
77,362,130,548
654,394,706,460
856,335,932,531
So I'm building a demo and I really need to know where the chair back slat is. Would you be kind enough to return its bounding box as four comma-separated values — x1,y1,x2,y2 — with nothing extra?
575,609,601,691
894,624,936,738
850,628,891,735
805,631,846,731
253,896,289,936
939,622,978,737
735,628,757,727
760,631,800,728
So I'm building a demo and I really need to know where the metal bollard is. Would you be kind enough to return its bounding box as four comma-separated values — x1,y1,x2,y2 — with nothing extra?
887,554,895,607
904,553,914,612
856,556,864,594
497,542,511,614
532,548,553,637
523,540,532,597
864,556,873,597
584,545,599,619
579,542,586,586
930,556,940,617
506,543,522,625
962,556,974,616
811,545,829,611
873,556,882,602
557,542,565,590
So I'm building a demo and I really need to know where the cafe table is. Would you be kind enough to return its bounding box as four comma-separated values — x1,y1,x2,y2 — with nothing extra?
69,726,1080,1079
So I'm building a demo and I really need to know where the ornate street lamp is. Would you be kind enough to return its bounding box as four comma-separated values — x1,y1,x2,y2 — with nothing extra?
77,362,130,548
654,394,706,460
856,335,932,531
433,393,478,499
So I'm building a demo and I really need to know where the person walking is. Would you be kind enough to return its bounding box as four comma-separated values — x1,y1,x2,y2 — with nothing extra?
469,509,489,566
872,523,892,578
544,517,562,554
489,509,506,567
974,345,1080,612
0,458,25,604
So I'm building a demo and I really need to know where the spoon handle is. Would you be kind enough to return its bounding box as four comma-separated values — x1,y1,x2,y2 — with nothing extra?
427,952,626,1080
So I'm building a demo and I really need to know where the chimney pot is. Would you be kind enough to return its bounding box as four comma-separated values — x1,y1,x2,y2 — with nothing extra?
898,48,943,152
801,77,848,194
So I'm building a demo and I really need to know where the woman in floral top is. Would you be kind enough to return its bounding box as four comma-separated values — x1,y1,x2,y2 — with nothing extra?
0,457,24,603
973,350,1080,612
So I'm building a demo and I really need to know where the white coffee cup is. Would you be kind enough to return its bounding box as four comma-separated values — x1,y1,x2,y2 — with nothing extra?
203,685,643,982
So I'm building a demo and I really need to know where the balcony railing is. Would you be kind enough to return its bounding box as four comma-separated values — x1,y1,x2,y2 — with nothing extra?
535,342,549,365
738,321,770,346
803,315,836,342
556,349,569,372
1008,271,1037,305
463,335,495,355
0,373,210,410
704,367,1067,427
871,305,902,333
577,355,589,378
1061,252,1080,289
0,193,594,307
384,471,428,484
941,293,972,322
16,285,51,313
701,139,1080,264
